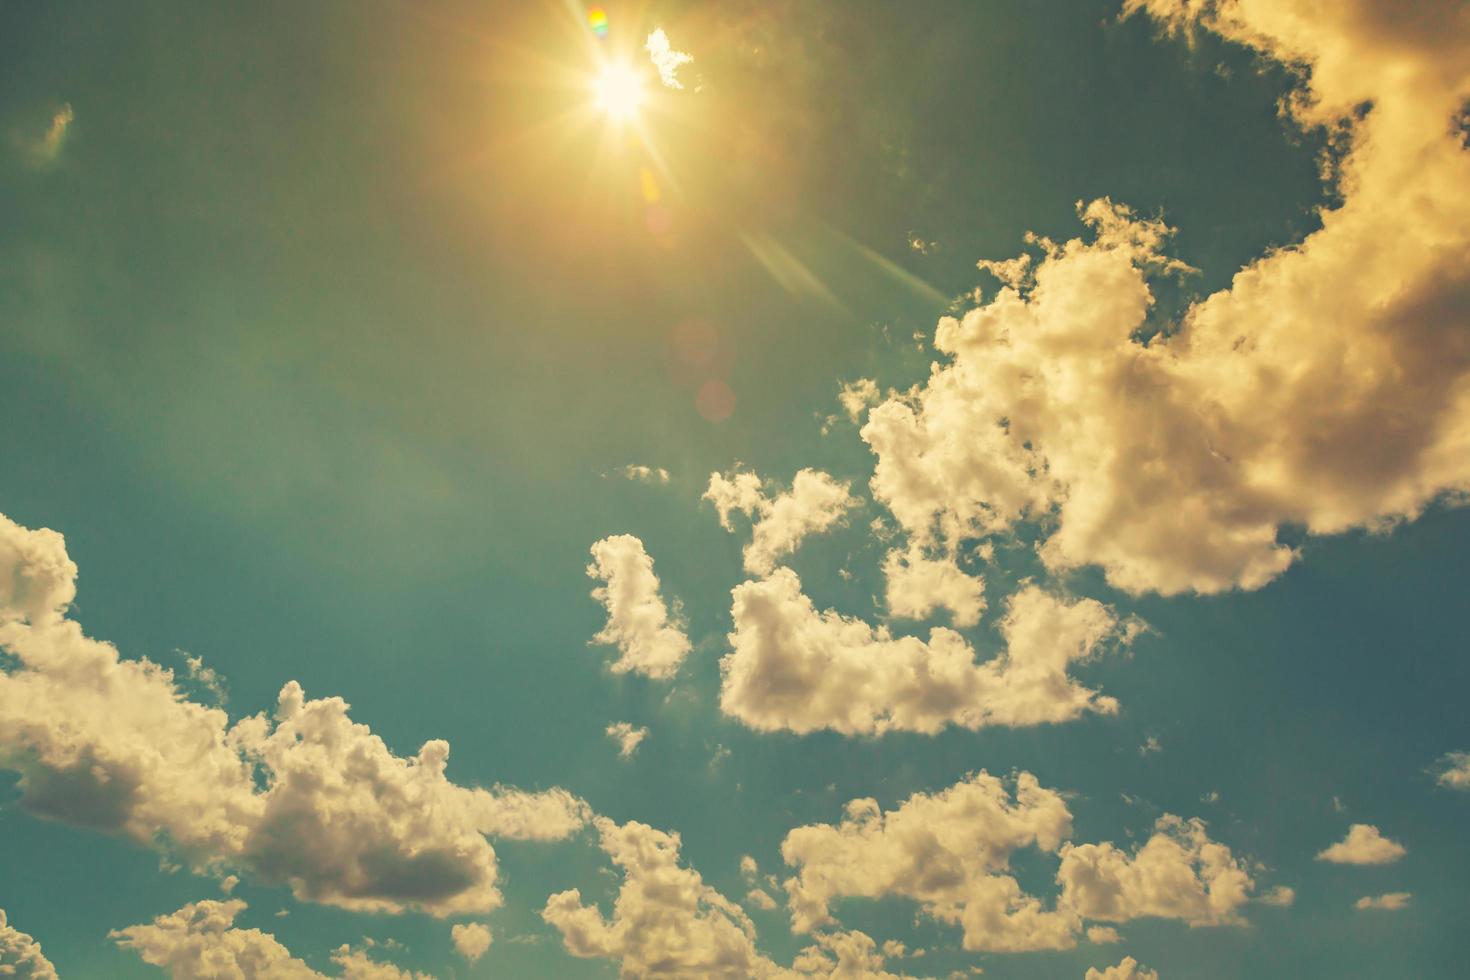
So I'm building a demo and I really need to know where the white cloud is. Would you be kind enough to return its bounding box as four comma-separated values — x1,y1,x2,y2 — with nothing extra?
863,0,1470,595
619,464,671,485
606,721,649,758
882,545,986,628
587,534,691,679
1317,824,1406,865
1057,815,1255,927
1257,885,1295,907
781,771,1077,953
747,889,779,911
780,774,1254,955
543,817,922,979
1354,892,1412,911
1433,750,1470,790
0,908,58,980
0,510,587,919
645,29,693,90
1084,956,1159,980
705,469,860,576
721,571,1127,735
451,922,492,962
839,379,882,423
1085,926,1121,944
111,900,433,979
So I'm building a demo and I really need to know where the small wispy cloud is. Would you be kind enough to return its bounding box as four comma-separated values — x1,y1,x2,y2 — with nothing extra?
617,464,671,485
606,721,649,758
1354,892,1411,911
15,103,74,169
645,29,693,90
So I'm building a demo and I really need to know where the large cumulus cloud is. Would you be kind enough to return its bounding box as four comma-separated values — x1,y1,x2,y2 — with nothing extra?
543,817,929,980
862,0,1470,595
111,900,432,979
0,511,587,918
780,773,1259,953
720,570,1130,735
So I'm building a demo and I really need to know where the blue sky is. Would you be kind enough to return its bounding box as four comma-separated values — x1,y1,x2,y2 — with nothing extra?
2,1,1469,977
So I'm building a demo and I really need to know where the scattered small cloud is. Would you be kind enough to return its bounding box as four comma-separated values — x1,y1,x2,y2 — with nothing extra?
1258,886,1295,907
605,721,649,758
1317,824,1406,865
837,378,881,423
1432,750,1470,790
1086,926,1122,944
1138,735,1162,757
1354,892,1411,911
616,464,671,485
587,534,691,679
645,29,693,90
14,103,73,170
745,888,777,910
452,922,493,963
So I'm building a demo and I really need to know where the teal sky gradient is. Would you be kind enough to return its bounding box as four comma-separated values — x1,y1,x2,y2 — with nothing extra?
2,1,1468,977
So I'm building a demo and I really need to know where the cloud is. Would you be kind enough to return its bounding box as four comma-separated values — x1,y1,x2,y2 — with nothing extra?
451,922,492,962
619,465,671,485
0,908,58,980
1085,926,1121,944
705,469,860,576
645,29,694,90
1257,885,1295,907
881,545,986,628
780,771,1078,953
606,721,650,758
1316,824,1406,865
1084,956,1159,980
0,510,587,918
1056,815,1256,927
543,817,923,979
1432,750,1470,789
587,535,691,679
720,571,1128,735
13,104,73,170
862,0,1470,595
1353,892,1412,911
111,900,432,979
747,889,779,911
838,379,882,423
780,774,1255,955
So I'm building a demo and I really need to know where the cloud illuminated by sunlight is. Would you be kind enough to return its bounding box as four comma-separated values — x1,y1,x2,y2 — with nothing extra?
645,29,693,90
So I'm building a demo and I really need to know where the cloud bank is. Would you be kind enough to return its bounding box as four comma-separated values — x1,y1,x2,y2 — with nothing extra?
0,511,587,919
862,0,1470,595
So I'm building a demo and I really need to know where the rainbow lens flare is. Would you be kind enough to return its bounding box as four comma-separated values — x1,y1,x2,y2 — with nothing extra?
588,6,609,38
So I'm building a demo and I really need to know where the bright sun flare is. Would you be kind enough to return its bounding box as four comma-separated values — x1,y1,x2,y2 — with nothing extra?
591,62,645,122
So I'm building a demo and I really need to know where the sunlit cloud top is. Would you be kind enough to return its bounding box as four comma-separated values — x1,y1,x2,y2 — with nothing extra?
645,29,693,90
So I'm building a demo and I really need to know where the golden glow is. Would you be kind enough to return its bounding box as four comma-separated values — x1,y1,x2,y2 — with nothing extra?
591,62,645,122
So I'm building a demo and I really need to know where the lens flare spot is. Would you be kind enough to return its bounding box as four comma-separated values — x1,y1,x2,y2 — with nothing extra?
696,379,736,422
587,6,609,38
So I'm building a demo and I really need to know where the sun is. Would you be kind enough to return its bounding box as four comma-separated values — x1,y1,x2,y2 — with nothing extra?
591,62,645,122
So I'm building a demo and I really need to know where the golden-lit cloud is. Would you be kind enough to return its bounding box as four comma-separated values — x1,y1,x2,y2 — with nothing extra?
645,29,694,90
0,511,588,919
863,0,1470,595
586,534,692,679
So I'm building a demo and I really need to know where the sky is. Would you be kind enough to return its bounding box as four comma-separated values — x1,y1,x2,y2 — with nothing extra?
1,0,1469,977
